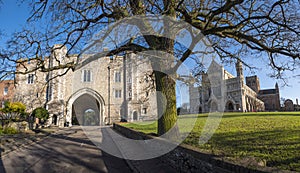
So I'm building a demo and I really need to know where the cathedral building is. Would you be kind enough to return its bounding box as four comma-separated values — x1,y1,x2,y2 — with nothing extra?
13,45,157,127
246,76,280,111
189,60,280,113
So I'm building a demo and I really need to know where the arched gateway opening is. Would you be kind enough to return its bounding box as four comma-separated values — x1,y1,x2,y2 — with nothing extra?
67,88,104,126
133,111,138,121
226,101,234,111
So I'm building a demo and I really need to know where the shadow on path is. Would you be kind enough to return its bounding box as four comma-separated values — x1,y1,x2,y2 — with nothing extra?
1,127,132,173
0,147,6,173
1,126,176,172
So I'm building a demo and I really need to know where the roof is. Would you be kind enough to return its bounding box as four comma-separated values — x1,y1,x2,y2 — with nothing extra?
259,89,277,95
0,80,14,85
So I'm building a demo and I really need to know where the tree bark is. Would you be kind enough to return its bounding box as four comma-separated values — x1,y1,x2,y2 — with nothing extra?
155,70,178,136
155,0,179,137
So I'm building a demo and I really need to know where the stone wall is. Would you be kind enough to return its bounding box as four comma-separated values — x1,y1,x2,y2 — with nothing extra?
7,121,30,132
258,93,280,111
113,123,293,173
0,80,15,107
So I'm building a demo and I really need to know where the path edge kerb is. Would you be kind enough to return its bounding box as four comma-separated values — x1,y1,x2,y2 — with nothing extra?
103,126,139,173
113,123,296,173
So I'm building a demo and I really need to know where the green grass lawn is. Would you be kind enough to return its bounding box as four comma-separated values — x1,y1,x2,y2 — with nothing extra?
122,112,300,171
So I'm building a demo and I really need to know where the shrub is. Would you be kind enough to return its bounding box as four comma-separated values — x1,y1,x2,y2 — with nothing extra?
32,107,49,121
0,101,27,121
3,127,18,134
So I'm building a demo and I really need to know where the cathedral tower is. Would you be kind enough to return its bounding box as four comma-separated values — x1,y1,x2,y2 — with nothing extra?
236,59,243,78
246,75,260,93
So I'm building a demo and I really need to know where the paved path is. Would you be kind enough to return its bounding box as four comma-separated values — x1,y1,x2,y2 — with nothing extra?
0,126,177,173
0,131,49,155
0,126,132,173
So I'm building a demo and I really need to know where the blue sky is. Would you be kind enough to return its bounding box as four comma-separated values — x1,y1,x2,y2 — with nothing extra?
0,1,29,42
1,1,299,104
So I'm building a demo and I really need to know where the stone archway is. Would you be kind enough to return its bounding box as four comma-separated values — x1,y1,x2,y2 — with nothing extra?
132,111,138,121
52,114,58,125
198,106,202,113
66,88,105,126
226,101,234,111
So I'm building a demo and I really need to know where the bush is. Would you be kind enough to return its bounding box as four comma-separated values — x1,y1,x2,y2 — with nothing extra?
0,101,27,121
32,107,49,121
19,112,29,121
3,127,18,134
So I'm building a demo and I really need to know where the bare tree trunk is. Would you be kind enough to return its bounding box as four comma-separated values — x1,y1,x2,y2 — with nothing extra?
156,70,178,137
155,0,179,137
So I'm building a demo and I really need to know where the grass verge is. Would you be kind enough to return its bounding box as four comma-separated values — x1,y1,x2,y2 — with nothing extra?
122,112,300,171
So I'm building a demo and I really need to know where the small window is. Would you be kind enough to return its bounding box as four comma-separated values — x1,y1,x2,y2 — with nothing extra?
142,108,147,114
83,70,91,82
128,86,132,99
3,87,8,95
115,72,121,82
46,85,52,101
128,91,132,98
28,74,34,84
115,90,122,98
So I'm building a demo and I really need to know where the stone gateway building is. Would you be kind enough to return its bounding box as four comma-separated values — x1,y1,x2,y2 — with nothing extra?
14,45,157,127
0,80,15,108
190,60,280,113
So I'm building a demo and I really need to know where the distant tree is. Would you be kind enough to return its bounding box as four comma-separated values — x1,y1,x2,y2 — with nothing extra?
280,97,286,107
0,0,299,136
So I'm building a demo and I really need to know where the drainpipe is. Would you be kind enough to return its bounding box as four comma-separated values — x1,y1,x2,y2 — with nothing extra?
123,55,128,121
107,65,111,125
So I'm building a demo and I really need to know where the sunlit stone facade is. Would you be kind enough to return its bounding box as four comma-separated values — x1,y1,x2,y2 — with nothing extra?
190,60,280,113
14,45,157,127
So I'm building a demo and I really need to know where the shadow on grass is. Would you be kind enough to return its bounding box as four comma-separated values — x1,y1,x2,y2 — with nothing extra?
181,112,300,118
187,129,300,171
178,113,300,121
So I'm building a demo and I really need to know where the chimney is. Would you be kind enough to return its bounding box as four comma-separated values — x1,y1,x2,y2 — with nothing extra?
297,99,299,105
